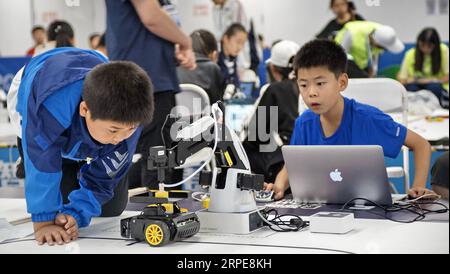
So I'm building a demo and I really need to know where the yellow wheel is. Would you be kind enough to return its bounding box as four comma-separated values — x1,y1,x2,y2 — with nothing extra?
144,221,170,247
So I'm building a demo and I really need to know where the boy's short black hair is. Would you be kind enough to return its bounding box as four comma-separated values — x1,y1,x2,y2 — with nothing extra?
82,61,154,125
223,23,247,38
294,39,348,79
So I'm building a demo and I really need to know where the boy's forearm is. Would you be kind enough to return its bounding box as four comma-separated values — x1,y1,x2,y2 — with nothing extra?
405,130,432,189
33,221,54,232
276,166,290,190
411,140,432,189
146,14,191,49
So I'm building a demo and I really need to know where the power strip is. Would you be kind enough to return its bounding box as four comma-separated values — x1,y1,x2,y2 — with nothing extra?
309,212,355,234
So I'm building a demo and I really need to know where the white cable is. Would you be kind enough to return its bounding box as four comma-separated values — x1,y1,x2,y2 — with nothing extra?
395,193,442,206
256,206,277,227
162,104,220,189
251,190,279,227
252,190,306,231
406,193,442,203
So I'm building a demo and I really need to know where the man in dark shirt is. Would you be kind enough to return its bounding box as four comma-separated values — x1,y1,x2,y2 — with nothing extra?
317,0,364,40
106,0,196,189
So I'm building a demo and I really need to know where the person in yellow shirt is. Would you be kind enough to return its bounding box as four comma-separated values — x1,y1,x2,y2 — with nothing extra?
398,28,449,108
335,21,404,77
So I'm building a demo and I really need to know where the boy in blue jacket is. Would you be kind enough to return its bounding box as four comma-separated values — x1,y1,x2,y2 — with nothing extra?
266,40,433,201
8,47,154,245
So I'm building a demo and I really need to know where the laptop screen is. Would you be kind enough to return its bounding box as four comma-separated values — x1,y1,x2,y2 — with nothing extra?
240,82,255,98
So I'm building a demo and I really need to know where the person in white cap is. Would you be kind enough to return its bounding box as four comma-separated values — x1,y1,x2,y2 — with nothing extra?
266,40,300,82
243,40,301,184
335,21,405,77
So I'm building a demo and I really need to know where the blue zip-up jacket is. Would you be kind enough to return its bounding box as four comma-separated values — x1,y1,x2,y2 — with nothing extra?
17,48,141,227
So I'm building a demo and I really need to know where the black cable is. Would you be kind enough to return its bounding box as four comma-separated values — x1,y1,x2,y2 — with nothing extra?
78,236,135,242
262,208,309,232
161,114,171,149
0,236,355,254
0,238,35,245
0,236,136,246
179,240,355,254
340,198,426,224
340,198,449,224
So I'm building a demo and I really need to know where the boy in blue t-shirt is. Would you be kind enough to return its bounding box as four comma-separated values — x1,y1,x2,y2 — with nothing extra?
266,39,433,200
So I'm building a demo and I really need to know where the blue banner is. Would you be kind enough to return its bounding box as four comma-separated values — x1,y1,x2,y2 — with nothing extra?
0,57,30,92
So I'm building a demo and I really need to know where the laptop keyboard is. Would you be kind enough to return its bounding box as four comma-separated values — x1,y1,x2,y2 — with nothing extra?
266,199,323,210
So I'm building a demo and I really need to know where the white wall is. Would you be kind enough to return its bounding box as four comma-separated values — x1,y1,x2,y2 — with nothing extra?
354,0,449,43
31,0,106,50
177,0,449,46
0,0,33,56
0,0,106,57
0,0,448,57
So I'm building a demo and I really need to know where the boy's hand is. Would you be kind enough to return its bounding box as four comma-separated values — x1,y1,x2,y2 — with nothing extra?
273,182,287,201
264,182,286,201
55,213,79,240
408,186,435,199
34,224,71,246
263,183,272,191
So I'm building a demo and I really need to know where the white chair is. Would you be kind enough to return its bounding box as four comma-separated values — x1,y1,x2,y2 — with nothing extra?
239,83,270,142
174,84,211,118
343,78,410,193
175,84,214,187
298,94,309,116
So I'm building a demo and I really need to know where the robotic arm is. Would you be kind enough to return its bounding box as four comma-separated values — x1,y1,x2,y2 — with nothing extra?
147,102,264,214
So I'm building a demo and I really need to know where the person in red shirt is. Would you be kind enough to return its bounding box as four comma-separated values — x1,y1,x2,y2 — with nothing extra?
26,26,46,56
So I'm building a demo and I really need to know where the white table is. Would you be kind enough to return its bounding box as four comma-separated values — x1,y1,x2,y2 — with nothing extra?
409,118,449,142
390,113,449,142
0,198,448,254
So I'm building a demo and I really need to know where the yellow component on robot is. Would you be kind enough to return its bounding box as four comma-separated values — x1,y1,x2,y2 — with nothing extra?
180,208,189,213
162,203,174,213
202,198,210,209
145,224,164,246
224,151,234,167
155,191,169,199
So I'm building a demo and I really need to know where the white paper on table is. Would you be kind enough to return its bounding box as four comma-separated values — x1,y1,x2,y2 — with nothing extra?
0,219,34,243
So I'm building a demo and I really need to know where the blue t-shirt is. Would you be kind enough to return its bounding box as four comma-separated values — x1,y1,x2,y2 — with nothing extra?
290,97,407,159
105,0,180,93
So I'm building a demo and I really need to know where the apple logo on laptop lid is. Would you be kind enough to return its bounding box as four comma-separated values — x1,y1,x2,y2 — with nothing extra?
330,169,343,183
